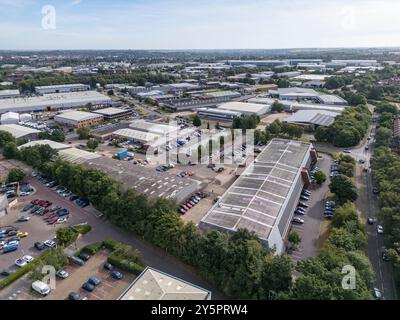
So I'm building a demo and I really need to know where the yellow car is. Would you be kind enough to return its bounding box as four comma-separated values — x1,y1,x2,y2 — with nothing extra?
16,231,28,238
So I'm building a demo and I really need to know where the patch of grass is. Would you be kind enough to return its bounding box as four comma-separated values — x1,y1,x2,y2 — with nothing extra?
317,219,332,252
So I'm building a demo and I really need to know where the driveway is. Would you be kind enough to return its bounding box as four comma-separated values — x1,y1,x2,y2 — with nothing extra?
289,153,331,262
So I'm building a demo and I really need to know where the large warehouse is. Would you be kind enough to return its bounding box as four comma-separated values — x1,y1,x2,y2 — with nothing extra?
285,110,339,127
0,124,40,140
92,107,132,120
54,110,104,128
0,89,20,99
200,138,317,254
35,84,90,95
0,91,112,114
217,101,270,115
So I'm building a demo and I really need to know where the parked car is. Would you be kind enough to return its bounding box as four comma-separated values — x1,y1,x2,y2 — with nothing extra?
68,292,81,300
82,282,95,292
56,270,69,279
22,204,34,212
111,271,123,280
22,255,34,263
377,225,384,234
292,217,305,225
298,202,309,208
373,287,382,300
44,239,56,248
294,210,305,216
300,195,309,201
32,281,51,296
34,242,46,250
79,253,91,261
17,216,30,222
15,258,27,268
104,263,114,271
88,276,101,286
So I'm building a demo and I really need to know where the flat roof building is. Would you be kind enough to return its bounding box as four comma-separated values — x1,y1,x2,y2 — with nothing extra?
54,110,104,128
58,148,101,164
18,139,71,150
35,84,90,95
217,101,270,115
0,91,112,114
92,107,132,120
200,138,316,253
0,124,40,139
118,267,211,300
129,120,178,136
197,107,242,121
112,128,161,144
285,110,339,127
0,89,20,99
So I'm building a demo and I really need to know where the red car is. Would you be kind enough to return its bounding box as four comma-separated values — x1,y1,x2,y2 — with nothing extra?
32,199,41,205
185,202,193,209
48,216,59,224
42,201,52,208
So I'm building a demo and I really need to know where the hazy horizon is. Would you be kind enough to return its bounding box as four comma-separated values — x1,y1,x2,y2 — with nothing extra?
1,0,400,50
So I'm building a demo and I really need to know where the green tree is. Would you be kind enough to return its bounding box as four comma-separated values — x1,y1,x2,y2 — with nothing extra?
329,174,358,203
375,127,393,147
56,227,78,246
314,170,327,185
77,127,91,139
266,120,282,135
87,139,99,150
3,142,20,159
7,168,26,183
288,231,302,248
271,101,284,113
192,115,202,127
0,130,15,147
331,202,359,229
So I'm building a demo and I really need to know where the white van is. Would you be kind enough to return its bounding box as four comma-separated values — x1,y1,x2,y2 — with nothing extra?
32,281,51,296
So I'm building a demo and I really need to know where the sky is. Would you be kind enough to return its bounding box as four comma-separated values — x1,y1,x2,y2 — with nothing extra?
1,0,400,50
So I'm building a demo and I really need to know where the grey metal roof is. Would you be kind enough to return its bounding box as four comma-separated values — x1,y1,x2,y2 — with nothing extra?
201,139,311,241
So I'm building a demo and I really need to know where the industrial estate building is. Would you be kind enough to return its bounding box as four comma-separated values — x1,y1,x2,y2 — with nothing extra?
34,84,90,95
18,139,71,151
92,107,132,120
197,107,242,121
200,139,317,254
0,91,112,114
1,112,20,124
0,89,20,99
54,110,104,128
118,267,211,300
217,101,270,115
269,87,348,105
0,124,40,139
285,110,339,127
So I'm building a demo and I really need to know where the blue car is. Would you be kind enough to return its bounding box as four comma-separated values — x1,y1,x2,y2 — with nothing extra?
88,276,101,286
82,282,95,292
294,210,305,216
111,271,123,280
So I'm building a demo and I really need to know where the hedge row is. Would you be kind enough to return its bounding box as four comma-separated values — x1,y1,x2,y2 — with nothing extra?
107,254,145,275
